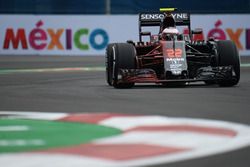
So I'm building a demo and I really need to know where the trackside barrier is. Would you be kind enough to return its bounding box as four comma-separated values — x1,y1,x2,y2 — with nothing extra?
0,14,250,56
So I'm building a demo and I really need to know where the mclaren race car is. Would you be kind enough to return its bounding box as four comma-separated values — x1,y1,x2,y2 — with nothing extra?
106,8,240,88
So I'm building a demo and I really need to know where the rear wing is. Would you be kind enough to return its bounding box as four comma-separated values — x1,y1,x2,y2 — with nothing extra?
139,13,191,41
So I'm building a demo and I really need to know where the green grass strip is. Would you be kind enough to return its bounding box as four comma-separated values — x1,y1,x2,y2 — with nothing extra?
0,118,121,153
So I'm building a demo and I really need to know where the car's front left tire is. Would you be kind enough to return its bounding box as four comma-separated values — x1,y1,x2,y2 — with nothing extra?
216,40,240,87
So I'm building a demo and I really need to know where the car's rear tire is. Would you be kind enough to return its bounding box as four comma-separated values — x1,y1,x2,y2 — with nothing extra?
216,40,240,87
112,43,136,88
105,43,114,86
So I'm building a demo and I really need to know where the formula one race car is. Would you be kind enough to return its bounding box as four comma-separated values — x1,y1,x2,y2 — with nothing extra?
106,8,240,88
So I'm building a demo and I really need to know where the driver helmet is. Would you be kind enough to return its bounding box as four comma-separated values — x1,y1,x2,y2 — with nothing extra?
162,27,179,40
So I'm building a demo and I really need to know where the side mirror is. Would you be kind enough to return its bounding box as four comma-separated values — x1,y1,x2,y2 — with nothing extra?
192,28,203,34
140,32,151,36
126,40,135,45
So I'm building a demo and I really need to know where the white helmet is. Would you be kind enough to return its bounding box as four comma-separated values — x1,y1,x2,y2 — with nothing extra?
162,27,179,40
162,27,179,34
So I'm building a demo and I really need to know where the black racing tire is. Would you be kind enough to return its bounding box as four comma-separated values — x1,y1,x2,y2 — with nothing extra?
105,43,115,86
216,40,240,87
112,43,136,88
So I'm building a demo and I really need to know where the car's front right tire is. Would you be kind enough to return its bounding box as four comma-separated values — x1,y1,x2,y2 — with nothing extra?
105,43,115,86
112,43,136,88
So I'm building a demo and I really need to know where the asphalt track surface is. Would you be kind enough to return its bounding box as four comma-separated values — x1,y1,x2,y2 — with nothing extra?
0,55,250,167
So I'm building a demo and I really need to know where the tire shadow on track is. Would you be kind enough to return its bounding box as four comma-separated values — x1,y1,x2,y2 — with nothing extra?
107,83,239,89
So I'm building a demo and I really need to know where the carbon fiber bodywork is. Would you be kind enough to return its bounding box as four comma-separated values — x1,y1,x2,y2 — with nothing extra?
118,66,233,84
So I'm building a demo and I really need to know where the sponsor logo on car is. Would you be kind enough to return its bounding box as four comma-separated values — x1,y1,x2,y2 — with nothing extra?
140,13,189,21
